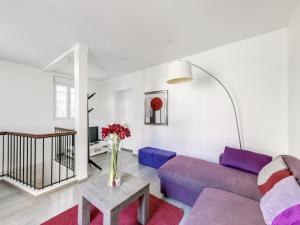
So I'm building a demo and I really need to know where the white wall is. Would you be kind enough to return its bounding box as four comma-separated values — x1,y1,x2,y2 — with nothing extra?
0,61,54,132
0,28,291,162
114,89,136,150
98,29,288,161
288,3,300,158
0,60,101,133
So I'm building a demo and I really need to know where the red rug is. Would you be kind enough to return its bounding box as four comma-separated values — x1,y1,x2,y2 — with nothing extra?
42,194,184,225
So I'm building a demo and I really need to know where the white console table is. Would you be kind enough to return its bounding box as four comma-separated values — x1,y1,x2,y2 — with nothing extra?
89,141,108,156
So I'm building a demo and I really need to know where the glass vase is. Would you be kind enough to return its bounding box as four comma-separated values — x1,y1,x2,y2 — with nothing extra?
107,134,121,187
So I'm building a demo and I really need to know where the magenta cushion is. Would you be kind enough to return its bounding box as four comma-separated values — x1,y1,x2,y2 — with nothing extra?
272,204,300,225
221,146,272,175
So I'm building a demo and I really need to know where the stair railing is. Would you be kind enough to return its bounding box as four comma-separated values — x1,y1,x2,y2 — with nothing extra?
0,129,76,190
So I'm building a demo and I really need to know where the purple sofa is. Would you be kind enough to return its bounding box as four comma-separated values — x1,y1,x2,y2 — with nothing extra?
159,155,266,225
159,154,300,225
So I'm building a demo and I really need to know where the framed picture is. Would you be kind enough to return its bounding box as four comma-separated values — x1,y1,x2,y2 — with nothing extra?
144,90,168,126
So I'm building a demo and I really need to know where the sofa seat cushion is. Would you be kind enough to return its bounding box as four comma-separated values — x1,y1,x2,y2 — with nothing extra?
185,188,266,225
159,155,262,202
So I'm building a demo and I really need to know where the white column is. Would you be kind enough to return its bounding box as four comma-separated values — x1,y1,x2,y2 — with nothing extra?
74,43,88,180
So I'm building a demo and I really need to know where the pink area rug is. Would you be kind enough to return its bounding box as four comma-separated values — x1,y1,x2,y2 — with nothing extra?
41,194,184,225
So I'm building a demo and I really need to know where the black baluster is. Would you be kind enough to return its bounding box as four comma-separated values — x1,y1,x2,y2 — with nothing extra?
18,136,20,181
72,134,75,176
19,136,21,181
54,137,57,160
30,138,32,187
62,135,64,172
51,137,53,186
13,136,15,179
34,138,36,189
2,135,4,176
9,135,11,177
15,136,18,179
42,138,44,188
67,135,70,169
59,136,61,183
17,136,20,181
7,135,10,177
26,137,28,185
22,137,25,183
66,135,68,178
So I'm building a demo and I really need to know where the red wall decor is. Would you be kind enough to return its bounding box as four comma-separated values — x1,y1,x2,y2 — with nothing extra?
151,97,163,111
144,90,168,126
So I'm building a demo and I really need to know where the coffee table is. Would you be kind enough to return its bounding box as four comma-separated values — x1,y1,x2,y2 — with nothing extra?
78,173,150,225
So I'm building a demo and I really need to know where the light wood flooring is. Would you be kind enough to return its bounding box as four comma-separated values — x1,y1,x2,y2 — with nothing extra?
0,150,191,225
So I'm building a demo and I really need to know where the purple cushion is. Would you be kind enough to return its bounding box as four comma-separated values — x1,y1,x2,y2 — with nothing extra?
185,188,265,225
221,146,272,175
272,204,300,225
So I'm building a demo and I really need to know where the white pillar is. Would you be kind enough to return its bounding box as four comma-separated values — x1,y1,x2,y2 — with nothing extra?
74,43,88,181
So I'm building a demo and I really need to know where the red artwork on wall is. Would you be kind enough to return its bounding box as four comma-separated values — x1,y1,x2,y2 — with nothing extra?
144,90,168,125
151,97,163,111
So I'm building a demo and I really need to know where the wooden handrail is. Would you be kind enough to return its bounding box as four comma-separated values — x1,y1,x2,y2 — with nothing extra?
0,131,76,138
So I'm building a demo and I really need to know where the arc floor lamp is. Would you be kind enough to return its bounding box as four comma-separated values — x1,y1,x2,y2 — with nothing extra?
167,60,242,149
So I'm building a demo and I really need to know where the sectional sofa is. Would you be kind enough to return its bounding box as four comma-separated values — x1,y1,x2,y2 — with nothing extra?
158,154,300,225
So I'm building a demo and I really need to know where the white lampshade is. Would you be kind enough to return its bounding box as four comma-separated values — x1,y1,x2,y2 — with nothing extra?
167,60,193,84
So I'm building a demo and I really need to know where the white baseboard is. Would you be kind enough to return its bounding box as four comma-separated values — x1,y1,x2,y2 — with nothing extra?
0,176,77,196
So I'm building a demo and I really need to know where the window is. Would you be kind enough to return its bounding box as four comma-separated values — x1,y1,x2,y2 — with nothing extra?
54,79,75,119
56,85,68,118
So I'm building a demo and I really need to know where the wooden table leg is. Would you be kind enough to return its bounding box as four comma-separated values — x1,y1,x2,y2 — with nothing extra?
78,195,90,225
103,211,118,225
138,186,149,225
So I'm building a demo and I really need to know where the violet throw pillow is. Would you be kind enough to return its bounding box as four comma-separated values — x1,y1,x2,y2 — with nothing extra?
221,146,272,174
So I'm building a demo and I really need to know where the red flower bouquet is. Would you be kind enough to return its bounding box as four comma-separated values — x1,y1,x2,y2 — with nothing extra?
101,124,131,187
101,123,131,140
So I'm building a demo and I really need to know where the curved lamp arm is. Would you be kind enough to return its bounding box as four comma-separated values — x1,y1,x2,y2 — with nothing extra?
191,63,242,149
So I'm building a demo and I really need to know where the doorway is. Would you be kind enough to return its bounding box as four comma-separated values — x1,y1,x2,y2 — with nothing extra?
114,89,135,151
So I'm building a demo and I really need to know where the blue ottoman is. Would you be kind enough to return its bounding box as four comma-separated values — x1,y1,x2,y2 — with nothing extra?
138,147,176,169
138,147,159,167
152,149,176,169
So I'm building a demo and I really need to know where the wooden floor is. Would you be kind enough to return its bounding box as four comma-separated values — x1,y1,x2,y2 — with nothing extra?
0,150,191,225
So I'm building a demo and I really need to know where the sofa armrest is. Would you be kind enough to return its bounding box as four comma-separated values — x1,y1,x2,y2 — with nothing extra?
219,153,224,164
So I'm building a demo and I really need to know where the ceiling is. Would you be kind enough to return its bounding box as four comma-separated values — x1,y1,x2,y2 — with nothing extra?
0,0,298,80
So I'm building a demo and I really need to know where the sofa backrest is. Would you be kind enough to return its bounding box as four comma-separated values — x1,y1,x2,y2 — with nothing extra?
282,155,300,183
